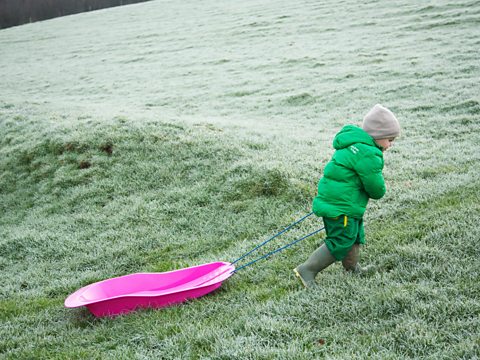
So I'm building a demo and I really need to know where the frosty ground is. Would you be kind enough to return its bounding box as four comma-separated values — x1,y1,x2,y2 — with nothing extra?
1,0,479,358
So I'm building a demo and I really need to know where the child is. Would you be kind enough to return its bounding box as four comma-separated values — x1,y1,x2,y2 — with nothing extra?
294,104,400,288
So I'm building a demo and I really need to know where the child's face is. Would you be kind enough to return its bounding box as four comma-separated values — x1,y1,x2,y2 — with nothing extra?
375,137,395,152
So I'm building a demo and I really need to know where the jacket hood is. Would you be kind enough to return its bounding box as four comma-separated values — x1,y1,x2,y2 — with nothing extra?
333,125,378,150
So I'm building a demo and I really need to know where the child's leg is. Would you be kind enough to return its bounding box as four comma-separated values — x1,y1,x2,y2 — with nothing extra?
342,244,360,271
342,217,363,271
294,243,335,288
294,216,366,287
293,216,344,287
342,219,375,273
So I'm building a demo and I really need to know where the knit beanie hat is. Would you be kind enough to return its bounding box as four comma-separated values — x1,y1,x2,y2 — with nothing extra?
362,104,400,139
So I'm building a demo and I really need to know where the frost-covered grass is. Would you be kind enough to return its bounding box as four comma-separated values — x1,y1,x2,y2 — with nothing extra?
1,0,479,358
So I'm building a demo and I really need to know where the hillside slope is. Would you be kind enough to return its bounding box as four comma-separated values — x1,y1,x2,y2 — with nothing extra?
1,0,479,358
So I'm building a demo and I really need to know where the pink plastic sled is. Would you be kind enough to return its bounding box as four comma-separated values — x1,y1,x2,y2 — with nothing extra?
65,261,235,317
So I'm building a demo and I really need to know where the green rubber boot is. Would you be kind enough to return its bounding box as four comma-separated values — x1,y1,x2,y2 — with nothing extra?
342,244,375,275
294,244,335,288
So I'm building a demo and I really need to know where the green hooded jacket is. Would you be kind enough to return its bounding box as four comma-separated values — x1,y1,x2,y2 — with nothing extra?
312,125,386,218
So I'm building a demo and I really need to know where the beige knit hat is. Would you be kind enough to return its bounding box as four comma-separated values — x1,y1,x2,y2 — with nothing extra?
362,104,400,139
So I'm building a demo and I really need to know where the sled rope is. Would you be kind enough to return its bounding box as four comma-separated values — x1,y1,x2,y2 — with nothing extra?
231,212,325,273
233,227,324,273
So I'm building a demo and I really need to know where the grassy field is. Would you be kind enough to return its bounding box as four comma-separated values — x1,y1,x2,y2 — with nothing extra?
1,0,479,358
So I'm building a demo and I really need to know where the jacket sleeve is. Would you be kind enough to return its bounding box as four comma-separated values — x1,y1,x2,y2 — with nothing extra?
353,152,386,199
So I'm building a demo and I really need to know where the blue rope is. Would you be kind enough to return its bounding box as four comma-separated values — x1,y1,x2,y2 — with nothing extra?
233,227,325,273
231,212,314,266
